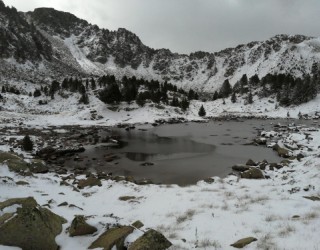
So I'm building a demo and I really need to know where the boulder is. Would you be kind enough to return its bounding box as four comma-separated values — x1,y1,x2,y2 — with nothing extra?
129,229,172,250
78,177,102,189
254,138,266,145
0,197,66,250
231,237,257,248
0,152,29,173
29,159,49,173
132,220,144,229
245,159,257,166
203,177,215,184
69,215,97,237
89,226,134,250
240,168,264,179
232,164,250,172
273,144,290,158
303,196,320,201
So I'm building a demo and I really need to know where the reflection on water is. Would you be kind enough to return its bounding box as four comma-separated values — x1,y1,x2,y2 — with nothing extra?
67,119,312,185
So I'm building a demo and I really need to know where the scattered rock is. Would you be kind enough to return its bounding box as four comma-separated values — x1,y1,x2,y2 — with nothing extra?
232,164,250,172
29,159,49,173
58,201,68,207
69,215,97,237
203,177,215,184
132,220,144,229
230,237,257,248
246,159,257,166
125,176,136,183
129,229,172,250
78,177,102,189
15,181,29,185
89,226,134,250
273,144,290,158
0,197,66,250
119,196,136,201
240,168,264,179
136,179,154,185
303,196,320,201
140,162,154,166
254,138,266,145
0,152,29,173
269,163,283,170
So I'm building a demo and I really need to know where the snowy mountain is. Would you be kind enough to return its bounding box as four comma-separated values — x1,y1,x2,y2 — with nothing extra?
1,1,320,92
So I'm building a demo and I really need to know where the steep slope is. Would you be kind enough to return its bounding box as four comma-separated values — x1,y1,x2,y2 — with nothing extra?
1,1,320,92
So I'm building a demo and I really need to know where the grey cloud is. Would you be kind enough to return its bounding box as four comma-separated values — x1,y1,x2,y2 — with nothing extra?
3,0,320,53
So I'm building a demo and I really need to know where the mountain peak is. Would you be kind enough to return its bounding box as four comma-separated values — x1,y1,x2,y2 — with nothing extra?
28,7,89,37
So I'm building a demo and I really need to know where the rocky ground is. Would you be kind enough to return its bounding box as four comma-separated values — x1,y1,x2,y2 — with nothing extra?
0,121,320,249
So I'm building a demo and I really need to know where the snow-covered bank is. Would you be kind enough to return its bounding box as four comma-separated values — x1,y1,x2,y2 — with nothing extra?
0,123,319,249
1,86,320,128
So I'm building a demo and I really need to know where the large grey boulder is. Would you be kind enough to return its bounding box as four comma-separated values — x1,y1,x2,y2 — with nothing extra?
129,229,172,250
69,215,97,236
240,168,264,179
89,226,134,250
0,197,66,250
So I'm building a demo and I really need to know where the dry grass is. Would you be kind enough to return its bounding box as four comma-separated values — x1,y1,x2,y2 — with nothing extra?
278,223,295,237
256,233,278,250
176,209,196,224
197,239,221,249
265,214,279,222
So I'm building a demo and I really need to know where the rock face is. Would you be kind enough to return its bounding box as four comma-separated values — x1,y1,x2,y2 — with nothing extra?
1,1,320,91
230,237,257,248
240,168,264,179
0,197,66,250
129,229,172,250
89,226,134,250
69,215,97,236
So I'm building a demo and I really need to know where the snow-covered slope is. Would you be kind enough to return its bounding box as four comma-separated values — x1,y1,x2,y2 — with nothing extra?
1,2,320,93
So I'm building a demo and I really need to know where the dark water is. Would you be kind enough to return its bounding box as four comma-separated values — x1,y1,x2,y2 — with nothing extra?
68,119,316,185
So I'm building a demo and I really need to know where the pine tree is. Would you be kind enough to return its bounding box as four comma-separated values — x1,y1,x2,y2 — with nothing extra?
219,79,232,98
79,93,89,104
231,92,237,103
99,83,122,104
170,96,180,107
91,78,96,90
212,91,219,101
240,74,248,94
198,105,206,117
22,135,33,151
188,89,195,100
180,98,190,111
2,86,5,93
136,93,146,107
248,91,253,104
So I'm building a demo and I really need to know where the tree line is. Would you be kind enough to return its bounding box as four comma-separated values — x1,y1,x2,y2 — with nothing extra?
212,62,320,106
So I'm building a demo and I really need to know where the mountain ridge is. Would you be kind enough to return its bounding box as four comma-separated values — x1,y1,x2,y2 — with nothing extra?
1,1,320,92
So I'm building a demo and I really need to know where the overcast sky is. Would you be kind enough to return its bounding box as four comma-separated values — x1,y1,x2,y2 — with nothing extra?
3,0,320,54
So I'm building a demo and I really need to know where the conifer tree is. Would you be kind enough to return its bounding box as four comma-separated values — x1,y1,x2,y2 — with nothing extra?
198,105,206,117
136,92,146,107
219,79,232,98
248,91,253,104
180,97,190,111
22,135,33,151
231,92,237,103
